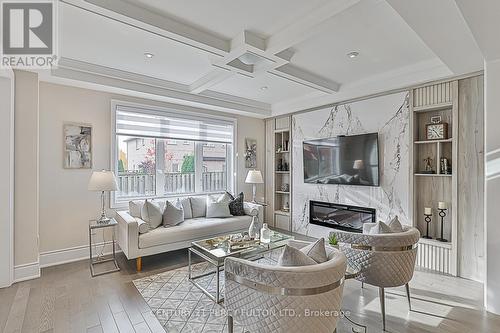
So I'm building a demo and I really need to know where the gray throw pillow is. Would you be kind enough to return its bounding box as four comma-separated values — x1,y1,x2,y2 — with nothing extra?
278,245,318,267
140,200,163,229
228,192,245,216
206,193,232,218
163,200,184,227
388,215,403,232
369,221,393,235
190,196,207,218
300,238,328,263
179,197,192,219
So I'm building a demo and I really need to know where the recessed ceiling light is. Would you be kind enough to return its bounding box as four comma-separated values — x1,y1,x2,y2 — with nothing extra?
260,86,268,91
347,51,359,59
144,52,154,59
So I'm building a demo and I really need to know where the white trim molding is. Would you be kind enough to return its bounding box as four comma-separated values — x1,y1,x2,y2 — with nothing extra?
14,262,41,283
40,241,121,268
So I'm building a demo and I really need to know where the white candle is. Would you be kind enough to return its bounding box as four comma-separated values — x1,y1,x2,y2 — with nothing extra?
438,201,447,209
424,207,432,215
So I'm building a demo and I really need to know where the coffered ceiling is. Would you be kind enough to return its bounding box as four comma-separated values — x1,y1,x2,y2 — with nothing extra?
45,0,485,118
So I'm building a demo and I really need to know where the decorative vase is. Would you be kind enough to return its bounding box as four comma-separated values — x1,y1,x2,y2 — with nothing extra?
248,216,260,239
260,223,271,243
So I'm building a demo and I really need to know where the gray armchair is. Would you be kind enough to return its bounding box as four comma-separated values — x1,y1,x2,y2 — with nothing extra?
330,226,420,331
224,239,347,333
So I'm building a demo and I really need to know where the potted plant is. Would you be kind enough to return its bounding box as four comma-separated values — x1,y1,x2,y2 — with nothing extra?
328,234,339,249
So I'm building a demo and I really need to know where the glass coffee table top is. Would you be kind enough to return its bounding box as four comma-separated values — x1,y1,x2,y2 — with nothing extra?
192,231,293,263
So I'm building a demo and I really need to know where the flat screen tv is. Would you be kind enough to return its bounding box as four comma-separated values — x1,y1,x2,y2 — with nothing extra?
303,133,379,186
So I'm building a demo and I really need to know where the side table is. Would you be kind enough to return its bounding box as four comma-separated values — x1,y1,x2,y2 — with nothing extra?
89,218,120,277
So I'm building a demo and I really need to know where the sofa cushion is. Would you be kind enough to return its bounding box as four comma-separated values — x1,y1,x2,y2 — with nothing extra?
163,200,184,227
300,238,328,263
206,193,232,218
141,200,163,229
139,216,252,249
129,200,145,218
228,192,245,216
190,196,207,218
278,244,317,267
179,197,192,219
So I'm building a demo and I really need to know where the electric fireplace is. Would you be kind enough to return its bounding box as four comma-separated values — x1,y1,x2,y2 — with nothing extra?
309,200,376,233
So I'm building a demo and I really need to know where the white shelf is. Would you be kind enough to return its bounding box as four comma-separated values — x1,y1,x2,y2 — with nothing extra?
275,171,290,174
275,210,290,216
275,150,290,154
413,102,453,113
275,191,290,194
414,138,453,144
414,173,452,177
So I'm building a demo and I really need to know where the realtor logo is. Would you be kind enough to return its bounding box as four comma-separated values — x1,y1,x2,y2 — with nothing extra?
1,1,58,68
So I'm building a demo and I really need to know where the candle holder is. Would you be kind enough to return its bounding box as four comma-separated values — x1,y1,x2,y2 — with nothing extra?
423,214,433,239
436,208,448,242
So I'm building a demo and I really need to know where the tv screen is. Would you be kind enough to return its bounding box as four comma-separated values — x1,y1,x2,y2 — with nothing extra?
303,133,379,186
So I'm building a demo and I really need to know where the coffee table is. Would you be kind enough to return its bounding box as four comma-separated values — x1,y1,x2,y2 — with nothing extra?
188,231,293,303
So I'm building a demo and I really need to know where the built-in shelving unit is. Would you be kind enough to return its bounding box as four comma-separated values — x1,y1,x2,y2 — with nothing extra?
265,116,292,231
410,80,458,276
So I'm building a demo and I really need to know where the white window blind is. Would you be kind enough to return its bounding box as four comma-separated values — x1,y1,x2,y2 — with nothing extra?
115,105,234,143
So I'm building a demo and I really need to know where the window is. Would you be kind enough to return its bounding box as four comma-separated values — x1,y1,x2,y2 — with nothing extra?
113,102,235,204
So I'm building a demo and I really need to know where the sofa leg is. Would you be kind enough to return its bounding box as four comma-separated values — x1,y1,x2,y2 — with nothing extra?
379,287,386,331
136,257,142,272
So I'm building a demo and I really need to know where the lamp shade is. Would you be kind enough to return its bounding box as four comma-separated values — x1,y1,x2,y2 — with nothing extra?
88,170,118,191
245,170,263,184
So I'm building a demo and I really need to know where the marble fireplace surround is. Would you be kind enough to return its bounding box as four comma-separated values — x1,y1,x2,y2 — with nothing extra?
292,91,410,238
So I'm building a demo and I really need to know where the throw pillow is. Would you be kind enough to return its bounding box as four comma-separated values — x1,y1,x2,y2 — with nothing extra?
190,196,207,218
129,200,144,218
388,215,404,232
179,197,192,219
278,245,318,267
369,221,393,235
206,193,232,218
300,238,328,263
136,218,150,234
163,200,184,227
140,200,163,229
228,192,245,216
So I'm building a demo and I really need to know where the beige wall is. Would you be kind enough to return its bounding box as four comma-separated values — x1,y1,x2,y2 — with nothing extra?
14,70,40,268
38,82,265,254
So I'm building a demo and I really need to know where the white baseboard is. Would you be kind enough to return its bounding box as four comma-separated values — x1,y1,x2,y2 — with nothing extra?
40,241,122,268
14,262,40,282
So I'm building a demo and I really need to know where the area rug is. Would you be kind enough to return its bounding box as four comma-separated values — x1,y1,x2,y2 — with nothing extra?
133,255,366,333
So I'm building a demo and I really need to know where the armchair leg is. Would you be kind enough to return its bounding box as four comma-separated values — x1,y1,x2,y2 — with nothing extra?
136,257,142,272
379,287,386,331
405,283,412,311
361,282,364,289
227,315,234,333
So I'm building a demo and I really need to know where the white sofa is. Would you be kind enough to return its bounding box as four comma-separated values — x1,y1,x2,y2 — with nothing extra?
115,194,263,271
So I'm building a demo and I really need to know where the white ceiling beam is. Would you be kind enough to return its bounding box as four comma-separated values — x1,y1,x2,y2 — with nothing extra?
386,0,483,75
265,0,361,55
53,58,271,117
189,68,235,94
270,64,340,94
63,0,230,56
454,0,500,61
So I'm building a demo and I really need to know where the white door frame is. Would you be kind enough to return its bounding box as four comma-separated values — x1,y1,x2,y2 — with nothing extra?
0,69,14,288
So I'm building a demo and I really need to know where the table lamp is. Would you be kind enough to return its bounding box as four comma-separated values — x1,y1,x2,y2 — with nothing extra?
245,169,263,203
88,170,118,223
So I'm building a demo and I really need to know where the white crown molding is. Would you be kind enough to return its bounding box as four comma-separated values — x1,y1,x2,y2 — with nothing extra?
270,64,340,94
48,58,271,118
271,57,452,116
14,262,40,283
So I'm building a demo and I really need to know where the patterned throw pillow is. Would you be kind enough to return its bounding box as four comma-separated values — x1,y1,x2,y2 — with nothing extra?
228,192,245,216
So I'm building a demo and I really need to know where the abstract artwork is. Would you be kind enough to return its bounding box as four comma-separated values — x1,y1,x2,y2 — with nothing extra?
244,138,257,168
63,123,92,169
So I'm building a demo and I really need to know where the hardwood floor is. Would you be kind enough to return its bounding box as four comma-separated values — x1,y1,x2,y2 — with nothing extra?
1,250,500,333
